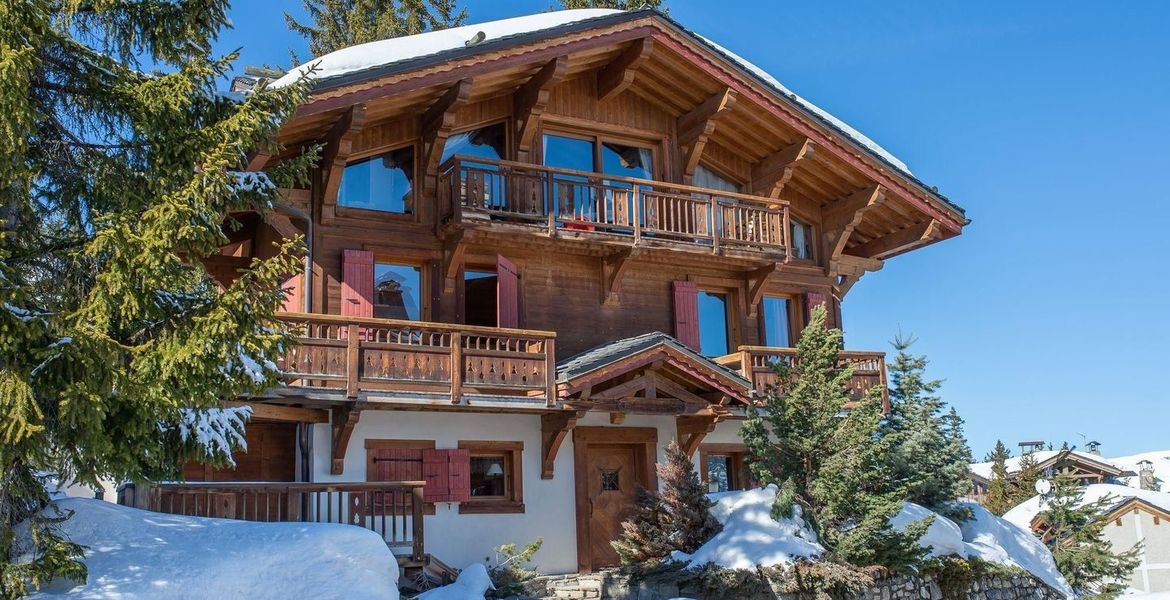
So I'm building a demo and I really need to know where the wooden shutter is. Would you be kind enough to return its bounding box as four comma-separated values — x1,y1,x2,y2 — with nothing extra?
672,280,700,351
369,448,423,482
341,249,374,318
281,273,304,313
497,255,520,329
422,449,450,503
447,449,471,503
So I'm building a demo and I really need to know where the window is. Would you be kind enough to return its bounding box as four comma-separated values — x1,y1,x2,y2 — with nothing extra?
338,145,415,214
463,269,498,327
374,263,421,320
693,164,743,195
790,217,814,259
600,141,654,180
760,296,794,347
542,134,594,173
699,445,747,493
441,123,506,164
542,133,656,180
697,290,731,356
458,441,524,514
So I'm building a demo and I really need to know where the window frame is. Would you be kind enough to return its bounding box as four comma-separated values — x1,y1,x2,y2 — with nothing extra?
539,126,662,182
457,440,525,514
336,141,420,222
758,293,799,349
372,259,428,322
698,443,748,493
788,212,817,262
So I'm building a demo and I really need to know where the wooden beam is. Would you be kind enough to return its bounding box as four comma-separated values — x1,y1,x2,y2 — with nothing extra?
267,213,302,240
421,78,473,177
593,374,654,401
751,138,814,199
330,402,364,475
442,231,467,293
600,247,642,306
745,263,777,317
226,401,328,423
676,414,721,458
541,411,583,479
596,38,654,101
319,104,368,223
652,374,712,408
245,150,271,171
610,411,626,425
848,219,943,260
677,88,737,180
514,57,568,161
822,185,884,271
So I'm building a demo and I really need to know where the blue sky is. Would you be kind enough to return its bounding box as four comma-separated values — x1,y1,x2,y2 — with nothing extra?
216,1,1170,459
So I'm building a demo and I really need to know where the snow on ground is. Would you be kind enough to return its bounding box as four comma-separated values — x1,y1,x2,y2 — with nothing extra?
416,563,494,600
1110,450,1170,492
1003,483,1170,531
21,498,399,600
672,485,823,570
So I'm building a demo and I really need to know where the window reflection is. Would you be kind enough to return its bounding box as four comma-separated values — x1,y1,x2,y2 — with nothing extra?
373,263,421,320
339,146,415,214
697,290,730,356
442,123,506,164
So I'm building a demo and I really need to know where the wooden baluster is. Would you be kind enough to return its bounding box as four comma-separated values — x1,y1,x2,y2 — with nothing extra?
544,338,557,407
450,332,463,404
710,197,720,252
411,486,425,562
633,187,642,244
346,323,359,398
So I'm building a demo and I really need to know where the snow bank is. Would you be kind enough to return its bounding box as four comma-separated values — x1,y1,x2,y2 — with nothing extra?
416,563,494,600
891,502,968,558
1110,450,1170,492
674,485,823,570
24,498,399,600
958,503,1072,597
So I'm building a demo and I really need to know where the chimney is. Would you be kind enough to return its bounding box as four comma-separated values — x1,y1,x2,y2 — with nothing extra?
1138,460,1158,491
1085,440,1102,456
1018,440,1045,455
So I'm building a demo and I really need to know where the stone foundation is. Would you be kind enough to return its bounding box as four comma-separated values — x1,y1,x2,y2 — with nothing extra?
527,570,1066,600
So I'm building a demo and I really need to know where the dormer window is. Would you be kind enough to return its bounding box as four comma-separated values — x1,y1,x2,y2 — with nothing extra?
339,145,415,214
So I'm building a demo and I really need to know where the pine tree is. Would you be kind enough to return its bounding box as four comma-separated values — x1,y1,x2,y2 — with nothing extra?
612,486,673,564
984,441,1014,516
741,306,929,571
881,334,973,509
1,3,312,596
1038,474,1141,599
659,441,721,553
286,0,468,59
558,0,666,10
1012,451,1044,508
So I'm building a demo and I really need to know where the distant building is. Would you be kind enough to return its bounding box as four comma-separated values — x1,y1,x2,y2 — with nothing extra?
969,445,1134,504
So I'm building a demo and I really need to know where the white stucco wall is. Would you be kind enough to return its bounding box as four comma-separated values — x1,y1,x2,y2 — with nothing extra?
309,411,749,574
1103,507,1170,593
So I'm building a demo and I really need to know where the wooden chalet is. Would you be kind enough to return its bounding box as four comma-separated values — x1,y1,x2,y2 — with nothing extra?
129,8,968,575
969,447,1136,504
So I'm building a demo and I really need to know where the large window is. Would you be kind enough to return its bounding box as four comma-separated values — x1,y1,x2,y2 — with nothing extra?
374,263,421,320
542,133,655,180
458,441,524,514
697,290,731,357
693,164,743,195
339,146,415,214
791,217,814,259
760,296,794,347
441,123,506,164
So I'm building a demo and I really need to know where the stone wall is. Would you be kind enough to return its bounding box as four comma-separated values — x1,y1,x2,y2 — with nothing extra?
528,570,1067,600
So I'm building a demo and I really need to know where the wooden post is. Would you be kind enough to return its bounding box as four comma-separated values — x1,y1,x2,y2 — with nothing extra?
632,186,642,245
782,206,793,262
346,323,360,398
710,196,720,253
450,159,462,225
411,485,425,562
450,332,463,404
544,338,557,407
546,169,557,237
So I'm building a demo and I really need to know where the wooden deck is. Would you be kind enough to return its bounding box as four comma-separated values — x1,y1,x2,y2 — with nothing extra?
119,481,426,562
716,346,889,410
275,313,557,405
439,156,792,257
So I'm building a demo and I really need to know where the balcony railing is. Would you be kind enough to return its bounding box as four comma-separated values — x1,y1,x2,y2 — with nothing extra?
438,156,792,256
118,481,426,561
275,313,557,405
716,346,889,409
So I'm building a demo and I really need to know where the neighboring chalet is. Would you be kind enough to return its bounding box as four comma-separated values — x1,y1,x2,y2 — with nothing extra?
122,9,968,575
969,445,1136,504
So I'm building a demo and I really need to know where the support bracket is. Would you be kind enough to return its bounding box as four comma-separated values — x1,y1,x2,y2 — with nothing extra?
330,401,365,475
320,104,368,223
600,247,642,306
541,410,585,479
515,57,568,161
596,38,654,101
678,88,737,181
751,138,814,199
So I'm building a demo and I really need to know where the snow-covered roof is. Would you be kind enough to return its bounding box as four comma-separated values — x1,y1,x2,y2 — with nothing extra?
969,449,1129,481
273,9,918,179
1003,483,1170,532
1109,450,1170,492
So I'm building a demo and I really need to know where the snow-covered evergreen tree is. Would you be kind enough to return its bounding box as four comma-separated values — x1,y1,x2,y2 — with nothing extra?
1,2,312,595
286,0,467,59
742,306,929,571
559,0,666,10
1013,451,1044,508
1038,474,1141,599
984,440,1014,516
881,335,973,509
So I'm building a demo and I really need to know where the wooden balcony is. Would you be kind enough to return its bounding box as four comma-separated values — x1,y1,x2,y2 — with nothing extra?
275,313,557,405
438,156,792,257
119,481,426,562
716,346,889,409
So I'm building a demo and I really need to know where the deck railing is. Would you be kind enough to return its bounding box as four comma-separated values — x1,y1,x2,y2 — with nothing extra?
119,481,426,561
716,346,889,409
438,156,792,255
275,313,557,405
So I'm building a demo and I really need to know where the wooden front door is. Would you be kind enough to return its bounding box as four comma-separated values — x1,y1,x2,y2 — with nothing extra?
573,427,658,572
586,444,638,568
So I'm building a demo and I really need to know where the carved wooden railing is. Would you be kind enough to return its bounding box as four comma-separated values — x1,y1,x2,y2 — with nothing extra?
438,156,792,255
715,346,889,409
275,313,557,405
119,481,426,561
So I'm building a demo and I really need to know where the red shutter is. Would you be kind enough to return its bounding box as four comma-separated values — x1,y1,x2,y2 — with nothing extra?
447,449,471,503
281,273,304,313
341,249,374,318
422,449,450,503
497,255,520,329
369,448,423,482
672,280,700,351
803,292,830,327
